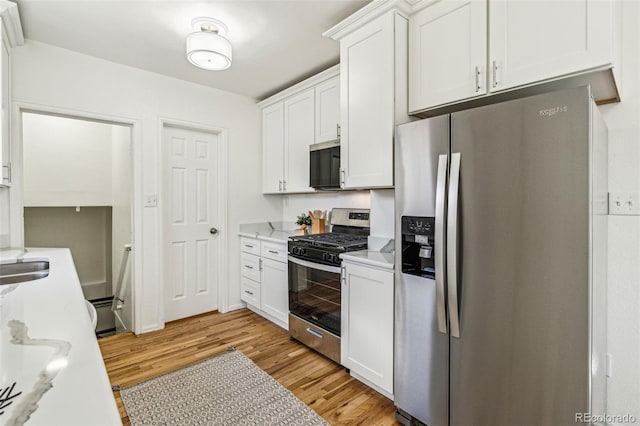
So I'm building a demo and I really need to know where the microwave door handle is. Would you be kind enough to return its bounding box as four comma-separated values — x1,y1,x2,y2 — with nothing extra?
435,154,448,334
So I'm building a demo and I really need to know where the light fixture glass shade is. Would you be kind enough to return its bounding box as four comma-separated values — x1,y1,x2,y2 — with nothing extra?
186,31,232,70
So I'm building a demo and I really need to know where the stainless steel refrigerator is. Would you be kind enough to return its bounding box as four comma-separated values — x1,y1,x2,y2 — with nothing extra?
394,86,608,426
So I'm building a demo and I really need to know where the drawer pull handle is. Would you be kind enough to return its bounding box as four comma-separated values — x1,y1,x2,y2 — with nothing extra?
244,290,254,296
244,265,254,269
268,250,279,254
244,244,254,248
306,327,324,339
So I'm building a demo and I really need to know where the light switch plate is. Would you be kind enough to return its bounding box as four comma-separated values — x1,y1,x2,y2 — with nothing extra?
608,192,640,215
144,194,158,207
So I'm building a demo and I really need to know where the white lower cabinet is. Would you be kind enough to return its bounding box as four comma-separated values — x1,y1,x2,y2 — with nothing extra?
341,260,394,398
240,236,289,329
261,258,288,324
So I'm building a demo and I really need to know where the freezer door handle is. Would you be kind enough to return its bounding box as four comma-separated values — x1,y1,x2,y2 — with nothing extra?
447,152,461,338
435,154,448,334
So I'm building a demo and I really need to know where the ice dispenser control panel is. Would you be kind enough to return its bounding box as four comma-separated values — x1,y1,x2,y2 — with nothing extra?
401,216,436,279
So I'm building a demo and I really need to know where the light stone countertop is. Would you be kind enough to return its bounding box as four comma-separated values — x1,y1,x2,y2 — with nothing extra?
340,250,395,270
238,222,296,244
340,236,395,270
0,248,121,425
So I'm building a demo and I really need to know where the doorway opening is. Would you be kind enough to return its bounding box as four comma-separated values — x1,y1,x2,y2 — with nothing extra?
21,111,133,337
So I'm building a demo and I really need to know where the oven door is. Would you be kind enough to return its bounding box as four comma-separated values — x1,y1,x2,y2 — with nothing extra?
288,256,342,336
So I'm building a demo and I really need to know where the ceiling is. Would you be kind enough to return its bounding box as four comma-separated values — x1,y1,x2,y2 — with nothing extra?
14,0,369,100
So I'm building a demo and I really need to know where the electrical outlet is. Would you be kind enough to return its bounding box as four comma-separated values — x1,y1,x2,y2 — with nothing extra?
144,194,158,207
608,192,640,215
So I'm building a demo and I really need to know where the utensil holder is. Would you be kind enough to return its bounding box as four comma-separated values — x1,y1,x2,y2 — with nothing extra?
311,218,325,234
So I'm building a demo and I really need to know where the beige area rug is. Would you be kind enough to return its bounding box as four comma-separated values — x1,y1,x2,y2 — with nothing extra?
119,348,329,426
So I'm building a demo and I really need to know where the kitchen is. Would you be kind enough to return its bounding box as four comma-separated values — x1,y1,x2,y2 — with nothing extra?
0,0,639,425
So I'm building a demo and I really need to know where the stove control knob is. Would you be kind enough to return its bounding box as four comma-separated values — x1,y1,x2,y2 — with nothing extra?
293,247,305,256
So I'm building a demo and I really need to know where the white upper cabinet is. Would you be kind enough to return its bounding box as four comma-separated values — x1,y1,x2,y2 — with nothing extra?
489,0,614,93
336,10,406,189
408,0,618,113
283,88,314,193
1,27,9,184
314,76,340,143
258,65,339,194
262,102,284,194
409,1,487,111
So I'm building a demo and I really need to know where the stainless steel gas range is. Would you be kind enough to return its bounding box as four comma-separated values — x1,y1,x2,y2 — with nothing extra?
287,208,370,363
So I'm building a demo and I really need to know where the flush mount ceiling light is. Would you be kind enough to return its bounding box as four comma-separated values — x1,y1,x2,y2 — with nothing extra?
186,17,232,71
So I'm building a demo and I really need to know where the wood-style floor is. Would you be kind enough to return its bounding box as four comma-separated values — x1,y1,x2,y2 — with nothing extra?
98,309,399,425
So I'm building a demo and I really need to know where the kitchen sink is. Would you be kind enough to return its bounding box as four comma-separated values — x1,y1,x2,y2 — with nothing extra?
0,259,50,285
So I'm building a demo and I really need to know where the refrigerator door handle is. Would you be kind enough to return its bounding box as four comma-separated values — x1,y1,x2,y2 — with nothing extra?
434,154,448,334
447,152,461,338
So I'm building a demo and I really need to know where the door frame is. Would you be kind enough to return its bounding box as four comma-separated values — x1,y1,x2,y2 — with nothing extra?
158,117,229,321
12,101,141,332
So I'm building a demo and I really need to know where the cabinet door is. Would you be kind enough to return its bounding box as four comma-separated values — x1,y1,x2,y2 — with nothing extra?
489,0,613,93
1,35,9,183
340,11,395,189
315,76,340,143
409,1,487,112
341,262,394,395
262,102,284,194
283,88,314,193
261,258,289,325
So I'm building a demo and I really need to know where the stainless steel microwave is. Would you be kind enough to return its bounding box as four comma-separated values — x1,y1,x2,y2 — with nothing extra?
309,140,340,190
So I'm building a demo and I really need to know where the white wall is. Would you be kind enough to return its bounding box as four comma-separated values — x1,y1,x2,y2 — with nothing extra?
22,112,113,206
12,40,282,333
111,124,133,331
282,190,370,228
369,189,394,238
599,1,640,421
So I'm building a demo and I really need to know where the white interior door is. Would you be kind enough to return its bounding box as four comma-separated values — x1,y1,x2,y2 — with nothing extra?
163,126,219,322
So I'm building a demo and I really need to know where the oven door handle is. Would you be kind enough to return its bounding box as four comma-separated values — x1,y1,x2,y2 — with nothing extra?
287,256,342,274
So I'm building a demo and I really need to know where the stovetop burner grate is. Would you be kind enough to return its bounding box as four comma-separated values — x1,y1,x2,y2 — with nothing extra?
290,232,368,249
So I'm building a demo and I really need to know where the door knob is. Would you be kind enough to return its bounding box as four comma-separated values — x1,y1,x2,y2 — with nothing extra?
210,228,218,235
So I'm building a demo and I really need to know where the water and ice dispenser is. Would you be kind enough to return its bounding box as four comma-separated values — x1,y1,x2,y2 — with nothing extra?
401,216,435,279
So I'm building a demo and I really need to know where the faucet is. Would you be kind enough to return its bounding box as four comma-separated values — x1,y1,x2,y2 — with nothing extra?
1,247,29,263
268,222,275,231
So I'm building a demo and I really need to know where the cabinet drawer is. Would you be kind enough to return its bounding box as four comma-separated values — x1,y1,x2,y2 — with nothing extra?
240,276,261,307
240,237,261,256
261,241,287,263
240,253,261,282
